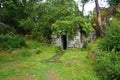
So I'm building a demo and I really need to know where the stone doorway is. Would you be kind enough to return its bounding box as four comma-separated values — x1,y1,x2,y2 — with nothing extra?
61,35,67,50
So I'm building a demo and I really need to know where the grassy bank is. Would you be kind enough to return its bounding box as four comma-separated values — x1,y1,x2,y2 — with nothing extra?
0,40,99,80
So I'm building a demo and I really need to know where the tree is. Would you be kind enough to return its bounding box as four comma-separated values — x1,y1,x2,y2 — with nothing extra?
81,0,89,15
95,0,105,37
0,0,38,34
32,0,80,41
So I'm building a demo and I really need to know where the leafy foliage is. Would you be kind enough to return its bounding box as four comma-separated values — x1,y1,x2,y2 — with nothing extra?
52,20,77,38
0,23,16,34
73,16,93,35
52,16,93,39
19,18,35,33
95,51,120,80
32,0,79,41
0,0,93,42
0,34,26,50
99,19,120,51
108,0,120,6
0,0,38,34
95,19,120,80
116,7,120,18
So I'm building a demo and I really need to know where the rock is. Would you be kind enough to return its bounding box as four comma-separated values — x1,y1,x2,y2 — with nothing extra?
30,49,41,54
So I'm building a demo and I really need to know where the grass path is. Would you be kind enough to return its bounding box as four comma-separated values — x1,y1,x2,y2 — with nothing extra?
0,40,100,80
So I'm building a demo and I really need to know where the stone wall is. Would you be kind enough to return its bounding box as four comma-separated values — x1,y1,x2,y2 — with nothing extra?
52,31,96,49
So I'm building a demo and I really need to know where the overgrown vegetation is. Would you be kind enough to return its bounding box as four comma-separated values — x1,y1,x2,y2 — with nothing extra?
99,20,120,51
52,16,93,39
95,51,120,80
0,34,26,51
95,19,120,80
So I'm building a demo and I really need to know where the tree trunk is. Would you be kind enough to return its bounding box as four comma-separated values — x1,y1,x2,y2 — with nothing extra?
95,0,105,37
82,3,85,16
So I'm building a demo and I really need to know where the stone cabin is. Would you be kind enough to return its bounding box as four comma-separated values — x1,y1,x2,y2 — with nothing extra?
52,30,96,50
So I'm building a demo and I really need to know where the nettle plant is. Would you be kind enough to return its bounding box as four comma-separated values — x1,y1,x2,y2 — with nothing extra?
52,16,93,39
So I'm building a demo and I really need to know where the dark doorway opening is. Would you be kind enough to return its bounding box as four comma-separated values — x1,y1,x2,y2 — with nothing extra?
61,35,67,50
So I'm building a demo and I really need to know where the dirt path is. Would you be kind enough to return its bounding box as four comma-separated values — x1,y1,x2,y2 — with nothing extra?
42,51,65,63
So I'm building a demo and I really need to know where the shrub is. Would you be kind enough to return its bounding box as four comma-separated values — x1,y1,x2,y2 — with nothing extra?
19,18,34,33
95,19,120,80
95,51,120,80
0,34,26,50
0,23,16,34
99,20,120,51
32,24,52,42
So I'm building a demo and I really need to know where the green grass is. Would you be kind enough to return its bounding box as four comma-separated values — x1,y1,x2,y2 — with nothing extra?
0,40,100,80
